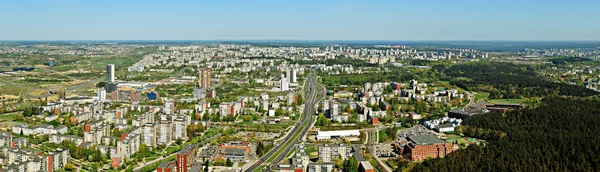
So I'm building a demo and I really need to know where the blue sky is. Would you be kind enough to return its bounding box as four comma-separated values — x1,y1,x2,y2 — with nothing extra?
0,0,599,40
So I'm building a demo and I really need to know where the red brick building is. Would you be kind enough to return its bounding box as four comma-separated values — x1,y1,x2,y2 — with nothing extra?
157,161,176,172
177,144,197,172
406,134,458,161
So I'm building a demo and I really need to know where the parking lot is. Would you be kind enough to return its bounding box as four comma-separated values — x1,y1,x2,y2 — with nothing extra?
235,131,282,140
199,146,220,159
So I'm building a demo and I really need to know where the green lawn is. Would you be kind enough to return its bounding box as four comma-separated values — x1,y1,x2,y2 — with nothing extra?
474,92,490,102
487,98,531,104
0,113,17,120
191,128,220,143
255,165,267,172
305,146,318,159
286,148,296,158
378,130,389,143
444,134,484,149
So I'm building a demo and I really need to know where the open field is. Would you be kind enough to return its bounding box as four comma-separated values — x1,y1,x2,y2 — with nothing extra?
443,134,484,149
305,146,318,159
0,113,17,121
474,92,490,102
486,98,538,105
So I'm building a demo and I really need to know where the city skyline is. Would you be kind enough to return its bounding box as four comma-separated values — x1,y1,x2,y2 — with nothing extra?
1,0,600,41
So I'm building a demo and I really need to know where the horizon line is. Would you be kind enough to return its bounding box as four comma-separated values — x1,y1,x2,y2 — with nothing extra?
2,39,600,42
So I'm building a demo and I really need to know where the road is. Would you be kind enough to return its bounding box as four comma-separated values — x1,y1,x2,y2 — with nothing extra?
245,69,325,172
464,91,476,107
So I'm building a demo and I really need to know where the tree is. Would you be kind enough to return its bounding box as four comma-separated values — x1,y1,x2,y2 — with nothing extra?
297,94,303,105
242,115,252,122
413,97,600,171
333,155,343,169
343,156,359,172
213,158,226,166
256,141,264,157
316,113,330,127
226,158,233,167
96,81,107,88
204,160,210,172
22,107,33,117
137,144,150,159
385,127,398,140
64,163,75,171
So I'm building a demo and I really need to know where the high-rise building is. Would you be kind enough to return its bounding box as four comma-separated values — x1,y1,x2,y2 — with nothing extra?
290,68,297,83
330,101,340,117
173,117,187,141
281,78,289,92
97,88,106,101
198,68,211,89
286,69,291,82
192,88,206,100
143,123,157,147
157,119,172,145
105,82,118,94
164,99,174,115
106,64,115,83
322,100,330,115
285,67,297,83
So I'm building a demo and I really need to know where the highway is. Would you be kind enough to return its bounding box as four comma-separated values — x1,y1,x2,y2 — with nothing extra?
245,69,325,172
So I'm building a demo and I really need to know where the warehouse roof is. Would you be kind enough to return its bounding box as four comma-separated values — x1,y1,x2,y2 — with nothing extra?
408,134,446,145
317,130,360,137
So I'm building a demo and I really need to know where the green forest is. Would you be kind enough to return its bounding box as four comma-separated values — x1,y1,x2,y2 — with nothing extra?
445,62,599,98
410,97,600,172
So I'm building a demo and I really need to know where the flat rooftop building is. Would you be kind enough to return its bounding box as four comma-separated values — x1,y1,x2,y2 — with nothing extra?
406,134,458,161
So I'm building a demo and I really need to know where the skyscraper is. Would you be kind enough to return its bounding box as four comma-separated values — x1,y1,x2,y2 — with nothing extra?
97,88,106,101
291,68,297,83
281,78,289,92
286,68,291,82
106,64,115,83
198,68,211,89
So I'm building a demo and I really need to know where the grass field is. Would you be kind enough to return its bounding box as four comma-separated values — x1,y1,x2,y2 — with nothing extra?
474,92,490,102
444,134,483,149
305,146,318,159
0,113,17,121
255,165,267,172
378,130,388,143
0,81,28,96
487,98,535,105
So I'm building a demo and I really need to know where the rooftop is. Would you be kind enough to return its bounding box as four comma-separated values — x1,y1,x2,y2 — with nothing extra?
360,161,374,170
223,148,246,156
189,165,203,172
158,161,174,168
317,130,360,137
435,123,455,129
179,144,196,154
408,134,447,145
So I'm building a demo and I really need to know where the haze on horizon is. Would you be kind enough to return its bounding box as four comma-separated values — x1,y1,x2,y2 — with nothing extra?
1,0,599,41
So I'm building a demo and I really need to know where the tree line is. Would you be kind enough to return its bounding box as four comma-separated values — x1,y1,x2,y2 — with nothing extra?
445,62,599,98
410,97,600,171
